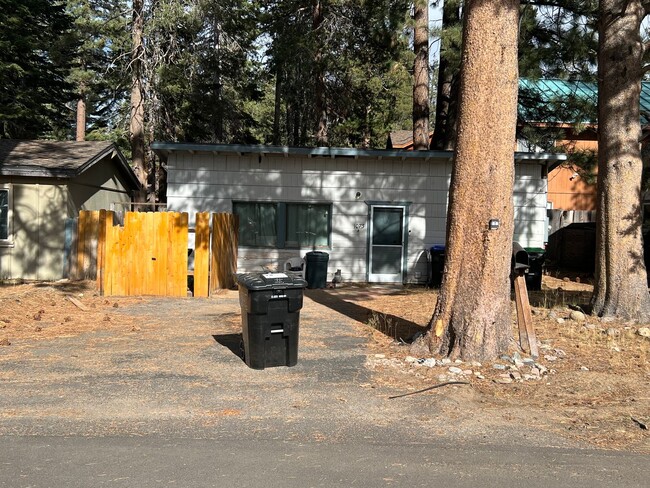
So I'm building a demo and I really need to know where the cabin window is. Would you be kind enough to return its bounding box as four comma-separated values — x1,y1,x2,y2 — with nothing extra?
233,201,332,249
285,203,330,248
233,202,278,247
0,185,11,245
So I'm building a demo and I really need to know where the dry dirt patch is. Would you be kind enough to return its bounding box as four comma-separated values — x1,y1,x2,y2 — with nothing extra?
342,278,649,452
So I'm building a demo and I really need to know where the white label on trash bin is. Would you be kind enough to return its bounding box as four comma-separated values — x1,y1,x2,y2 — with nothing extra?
262,273,289,279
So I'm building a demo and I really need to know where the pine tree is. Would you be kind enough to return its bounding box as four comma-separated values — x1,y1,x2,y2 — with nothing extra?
591,0,650,320
418,0,521,360
0,0,75,138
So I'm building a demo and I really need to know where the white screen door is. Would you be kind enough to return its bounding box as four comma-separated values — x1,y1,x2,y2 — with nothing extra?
368,206,406,283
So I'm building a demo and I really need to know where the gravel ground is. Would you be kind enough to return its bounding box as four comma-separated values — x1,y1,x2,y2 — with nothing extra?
0,280,648,452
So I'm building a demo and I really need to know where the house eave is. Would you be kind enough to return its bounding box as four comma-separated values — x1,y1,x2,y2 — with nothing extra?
152,142,566,165
76,143,141,191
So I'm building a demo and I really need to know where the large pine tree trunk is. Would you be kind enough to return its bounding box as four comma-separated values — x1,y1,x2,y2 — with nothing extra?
421,0,520,361
591,0,650,319
412,0,429,150
130,0,147,193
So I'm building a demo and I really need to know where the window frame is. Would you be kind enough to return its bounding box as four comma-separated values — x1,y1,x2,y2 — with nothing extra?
284,202,332,249
233,200,332,250
232,201,279,248
0,183,13,247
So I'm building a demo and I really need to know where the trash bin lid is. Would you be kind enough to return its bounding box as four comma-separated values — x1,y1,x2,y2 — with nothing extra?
430,245,445,252
305,251,329,261
236,272,307,290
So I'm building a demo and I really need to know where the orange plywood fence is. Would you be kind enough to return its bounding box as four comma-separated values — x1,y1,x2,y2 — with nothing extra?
193,212,211,298
98,211,189,297
211,212,239,291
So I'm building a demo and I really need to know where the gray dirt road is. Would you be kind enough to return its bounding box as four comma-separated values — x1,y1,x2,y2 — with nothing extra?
1,292,648,487
1,436,648,488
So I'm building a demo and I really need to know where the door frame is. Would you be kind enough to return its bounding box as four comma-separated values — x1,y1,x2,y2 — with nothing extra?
366,202,410,283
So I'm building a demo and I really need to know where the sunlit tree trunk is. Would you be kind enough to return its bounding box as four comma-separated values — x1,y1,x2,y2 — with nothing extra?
313,0,328,146
273,68,282,145
412,0,429,150
431,0,461,150
417,0,520,361
130,0,146,194
76,96,86,141
591,0,650,319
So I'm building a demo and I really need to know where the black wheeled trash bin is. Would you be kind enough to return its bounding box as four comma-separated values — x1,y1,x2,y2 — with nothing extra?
236,273,307,370
524,247,545,291
305,251,329,289
427,245,445,288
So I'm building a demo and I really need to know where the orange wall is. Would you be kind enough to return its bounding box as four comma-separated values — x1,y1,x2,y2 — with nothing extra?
547,138,598,211
547,165,597,211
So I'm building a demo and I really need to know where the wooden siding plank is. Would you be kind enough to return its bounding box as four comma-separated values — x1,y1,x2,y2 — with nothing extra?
126,212,139,296
156,212,170,296
175,213,189,296
96,210,106,293
144,212,155,295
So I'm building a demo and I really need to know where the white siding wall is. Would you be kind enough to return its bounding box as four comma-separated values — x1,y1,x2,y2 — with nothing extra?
166,152,547,284
513,162,548,248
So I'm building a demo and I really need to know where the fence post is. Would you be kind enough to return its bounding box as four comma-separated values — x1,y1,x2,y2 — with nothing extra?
194,212,210,297
96,210,107,294
211,213,239,291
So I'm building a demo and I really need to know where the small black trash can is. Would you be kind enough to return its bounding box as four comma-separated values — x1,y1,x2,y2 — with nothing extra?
427,245,445,288
236,273,307,370
524,247,545,291
305,251,329,289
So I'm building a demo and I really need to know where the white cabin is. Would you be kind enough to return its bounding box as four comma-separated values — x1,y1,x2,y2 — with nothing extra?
153,144,564,284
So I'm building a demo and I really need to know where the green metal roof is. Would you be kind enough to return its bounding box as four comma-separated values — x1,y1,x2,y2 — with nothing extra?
151,142,566,163
518,78,650,125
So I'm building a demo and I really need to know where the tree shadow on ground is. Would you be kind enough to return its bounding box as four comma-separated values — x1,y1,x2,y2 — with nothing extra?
0,279,94,294
305,288,426,342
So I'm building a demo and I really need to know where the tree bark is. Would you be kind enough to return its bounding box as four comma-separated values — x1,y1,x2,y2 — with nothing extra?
421,0,520,361
273,68,282,145
76,96,86,142
130,0,147,193
431,1,460,150
591,0,650,320
313,0,328,146
412,0,429,150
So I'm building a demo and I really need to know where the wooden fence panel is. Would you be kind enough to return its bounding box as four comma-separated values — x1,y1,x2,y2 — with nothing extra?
96,210,107,293
156,212,170,296
88,210,237,297
211,213,239,291
194,212,210,298
162,212,187,297
97,211,189,297
74,211,101,280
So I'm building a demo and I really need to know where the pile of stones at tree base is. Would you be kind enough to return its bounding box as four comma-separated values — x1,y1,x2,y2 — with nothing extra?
368,349,561,384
